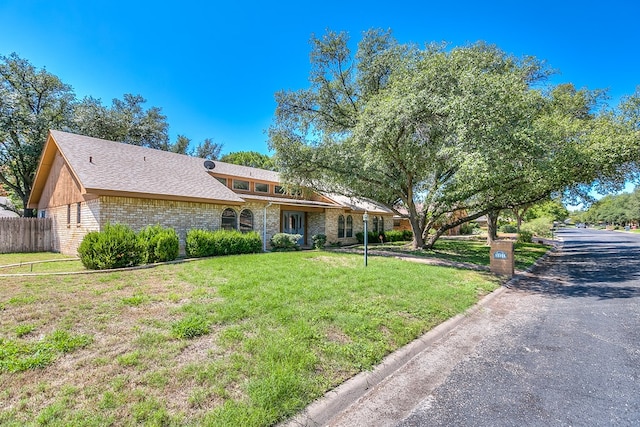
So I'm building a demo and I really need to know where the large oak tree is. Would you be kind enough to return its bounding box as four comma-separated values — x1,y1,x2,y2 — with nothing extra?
270,30,639,248
0,53,220,216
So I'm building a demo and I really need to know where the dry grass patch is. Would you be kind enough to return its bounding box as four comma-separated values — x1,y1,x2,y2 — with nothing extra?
0,251,500,426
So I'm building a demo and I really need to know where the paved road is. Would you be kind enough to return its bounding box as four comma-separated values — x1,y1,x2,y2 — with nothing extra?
313,228,640,426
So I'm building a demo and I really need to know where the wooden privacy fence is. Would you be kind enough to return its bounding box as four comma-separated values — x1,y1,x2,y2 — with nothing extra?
0,218,52,253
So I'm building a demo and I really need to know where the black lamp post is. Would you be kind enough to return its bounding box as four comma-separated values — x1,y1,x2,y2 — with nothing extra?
363,211,369,267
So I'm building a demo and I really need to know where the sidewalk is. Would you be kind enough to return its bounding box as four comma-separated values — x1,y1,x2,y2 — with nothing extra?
283,242,558,426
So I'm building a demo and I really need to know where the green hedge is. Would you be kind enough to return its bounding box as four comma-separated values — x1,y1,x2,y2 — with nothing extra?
186,229,262,257
138,224,179,263
356,230,412,244
78,223,143,270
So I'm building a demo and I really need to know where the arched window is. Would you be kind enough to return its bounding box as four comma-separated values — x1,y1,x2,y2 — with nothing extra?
338,215,345,238
240,209,253,232
373,216,379,233
346,215,353,237
221,208,237,230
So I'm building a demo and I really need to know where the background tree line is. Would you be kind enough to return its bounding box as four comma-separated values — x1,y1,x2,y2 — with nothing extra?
0,53,275,216
269,29,640,248
574,189,640,226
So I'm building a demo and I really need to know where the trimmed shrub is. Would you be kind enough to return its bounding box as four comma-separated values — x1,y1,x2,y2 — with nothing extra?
138,225,179,263
185,229,262,258
270,233,302,251
460,222,480,235
384,230,412,242
311,234,327,249
78,223,143,270
517,230,533,243
185,229,214,257
499,224,518,233
521,216,554,238
355,231,380,244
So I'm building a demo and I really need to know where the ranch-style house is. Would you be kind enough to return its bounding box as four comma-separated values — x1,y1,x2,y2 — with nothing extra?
27,130,394,255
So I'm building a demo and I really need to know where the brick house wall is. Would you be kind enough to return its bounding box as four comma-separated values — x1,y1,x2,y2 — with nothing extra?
324,210,394,245
47,200,100,254
307,212,325,245
98,197,280,255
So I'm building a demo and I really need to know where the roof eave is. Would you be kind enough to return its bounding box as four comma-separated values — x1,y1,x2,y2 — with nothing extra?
85,189,245,205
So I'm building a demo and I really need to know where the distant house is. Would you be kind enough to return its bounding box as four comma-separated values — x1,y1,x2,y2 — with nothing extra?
27,130,393,255
0,196,19,218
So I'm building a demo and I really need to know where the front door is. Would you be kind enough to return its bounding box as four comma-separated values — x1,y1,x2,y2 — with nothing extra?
283,211,305,245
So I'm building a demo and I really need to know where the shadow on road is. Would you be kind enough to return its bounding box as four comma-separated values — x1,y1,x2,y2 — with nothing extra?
509,239,640,300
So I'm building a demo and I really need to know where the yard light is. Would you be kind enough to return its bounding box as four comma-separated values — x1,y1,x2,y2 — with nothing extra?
363,211,369,267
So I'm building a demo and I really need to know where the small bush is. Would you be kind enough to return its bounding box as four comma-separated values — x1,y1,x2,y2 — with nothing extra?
78,223,143,270
311,234,327,249
517,230,533,243
138,225,179,263
270,233,302,251
384,230,411,242
521,216,554,238
186,229,262,258
355,231,380,244
460,222,480,235
185,229,213,257
499,224,518,233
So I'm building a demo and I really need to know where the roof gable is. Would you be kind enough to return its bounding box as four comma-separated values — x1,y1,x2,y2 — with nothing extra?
30,130,246,206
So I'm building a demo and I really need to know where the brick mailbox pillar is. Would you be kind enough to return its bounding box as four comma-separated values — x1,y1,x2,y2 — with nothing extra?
490,240,514,277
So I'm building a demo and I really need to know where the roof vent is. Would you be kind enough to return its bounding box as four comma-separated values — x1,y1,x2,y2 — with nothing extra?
204,160,216,170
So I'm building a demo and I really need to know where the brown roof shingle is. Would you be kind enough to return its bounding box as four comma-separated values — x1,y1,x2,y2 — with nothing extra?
49,130,247,203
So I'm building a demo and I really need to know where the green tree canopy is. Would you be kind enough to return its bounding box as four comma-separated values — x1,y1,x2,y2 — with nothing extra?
0,53,220,215
270,30,637,248
220,151,276,170
0,53,75,216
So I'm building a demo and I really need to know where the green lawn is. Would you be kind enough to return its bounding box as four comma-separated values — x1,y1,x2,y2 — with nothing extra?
0,250,503,426
371,238,549,270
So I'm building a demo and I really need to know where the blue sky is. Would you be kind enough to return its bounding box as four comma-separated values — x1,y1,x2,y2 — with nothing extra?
0,1,638,157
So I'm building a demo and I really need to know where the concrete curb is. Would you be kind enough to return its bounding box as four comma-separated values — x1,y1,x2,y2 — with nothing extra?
283,286,509,427
282,242,560,427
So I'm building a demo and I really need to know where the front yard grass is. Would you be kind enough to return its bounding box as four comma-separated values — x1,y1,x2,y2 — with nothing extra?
0,250,501,426
372,238,549,270
0,252,83,274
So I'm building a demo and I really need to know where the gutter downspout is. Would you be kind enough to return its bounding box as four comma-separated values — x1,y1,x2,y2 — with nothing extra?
263,202,274,252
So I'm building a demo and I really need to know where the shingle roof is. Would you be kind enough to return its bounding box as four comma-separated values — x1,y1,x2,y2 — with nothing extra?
29,131,395,215
0,197,19,217
322,193,394,214
47,130,248,203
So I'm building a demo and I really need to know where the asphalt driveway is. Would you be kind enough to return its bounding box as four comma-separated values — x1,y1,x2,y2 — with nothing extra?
290,228,640,426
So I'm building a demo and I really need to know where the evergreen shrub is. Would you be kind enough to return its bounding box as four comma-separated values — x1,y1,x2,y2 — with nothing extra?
78,223,143,270
270,233,302,251
186,229,262,257
311,234,327,249
138,224,179,263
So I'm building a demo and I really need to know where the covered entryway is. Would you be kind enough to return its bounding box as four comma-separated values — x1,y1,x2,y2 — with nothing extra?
282,211,305,245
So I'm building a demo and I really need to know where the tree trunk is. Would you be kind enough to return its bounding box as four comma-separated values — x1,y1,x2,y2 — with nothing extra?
424,224,446,250
486,210,500,245
512,205,530,232
409,215,425,248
